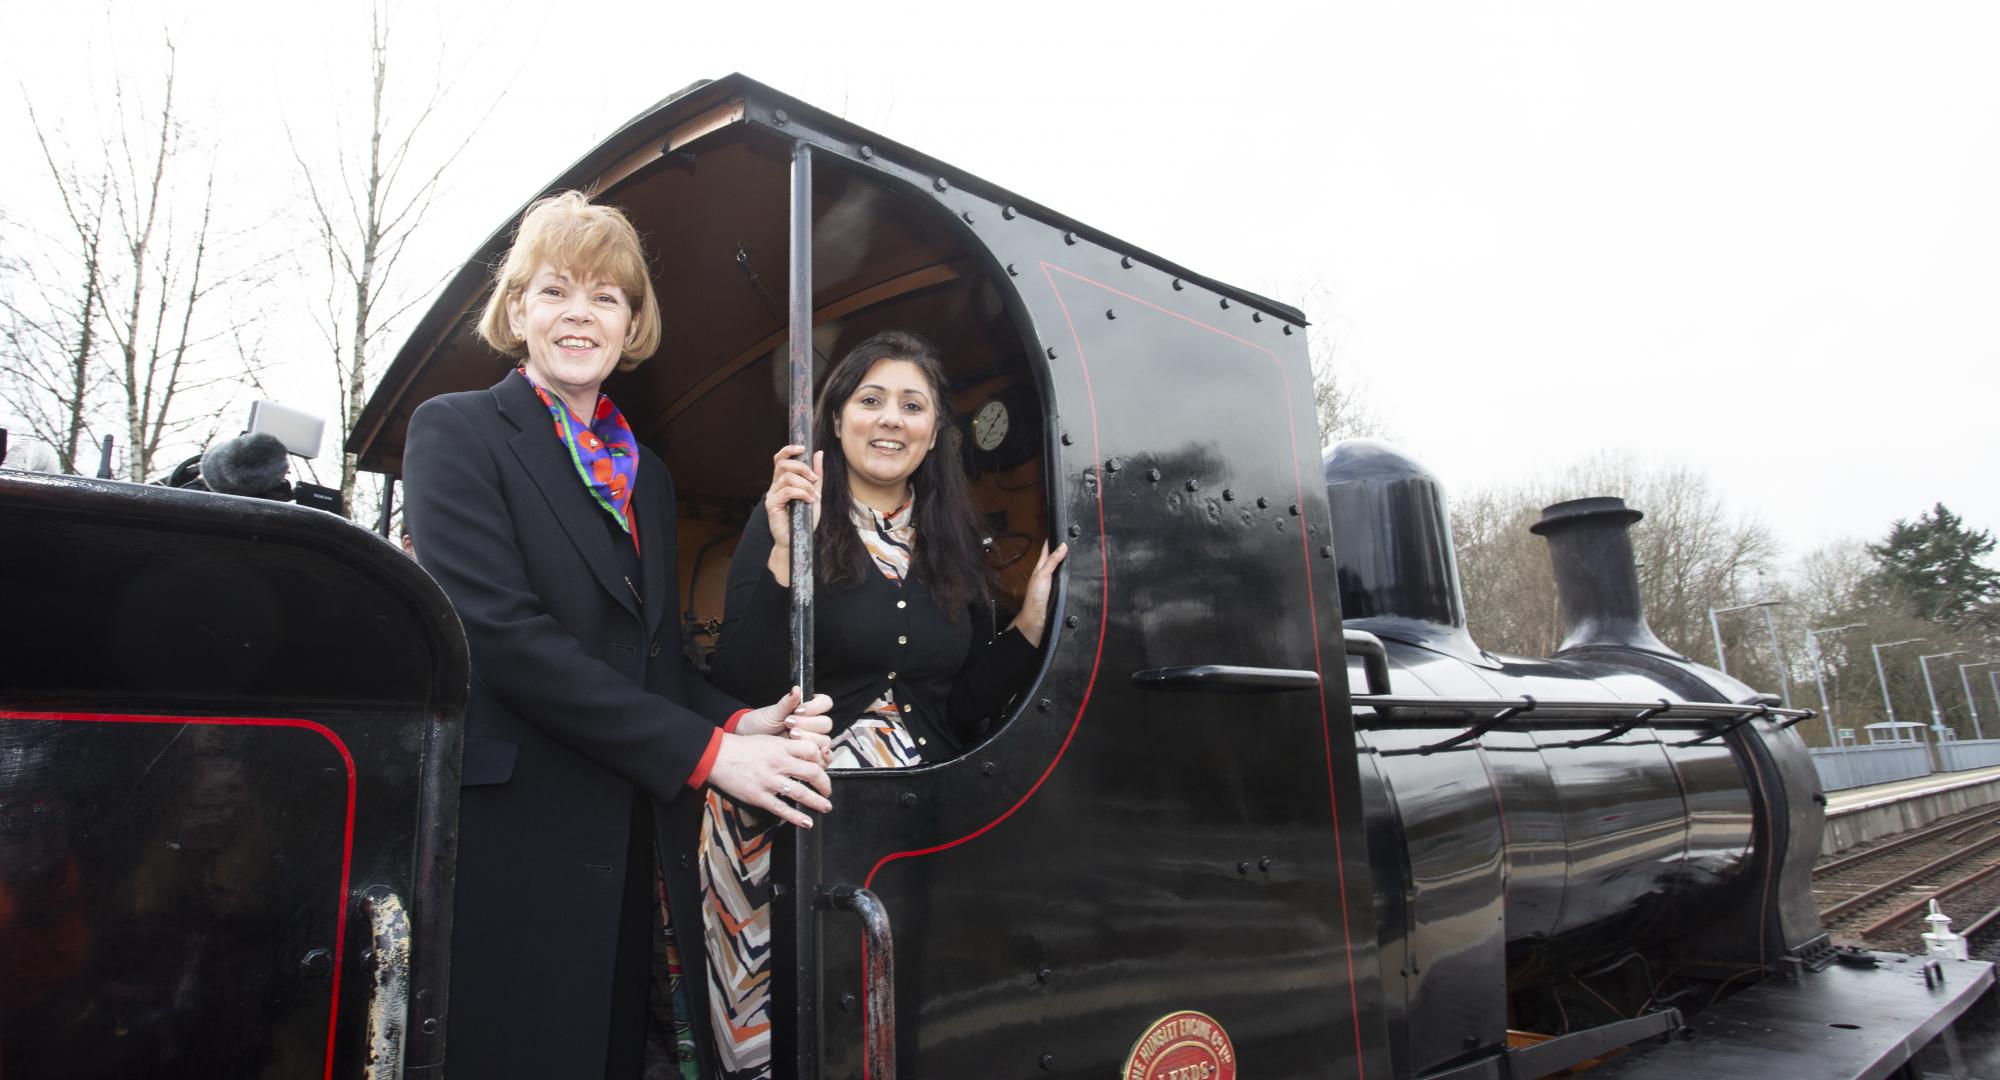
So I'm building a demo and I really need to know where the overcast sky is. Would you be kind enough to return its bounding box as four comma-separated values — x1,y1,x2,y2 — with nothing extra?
3,0,1994,557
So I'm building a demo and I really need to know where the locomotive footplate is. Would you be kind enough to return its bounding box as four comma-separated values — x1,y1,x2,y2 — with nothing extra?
1585,956,1995,1079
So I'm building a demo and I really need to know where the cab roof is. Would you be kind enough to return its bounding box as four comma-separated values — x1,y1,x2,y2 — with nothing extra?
350,73,1306,476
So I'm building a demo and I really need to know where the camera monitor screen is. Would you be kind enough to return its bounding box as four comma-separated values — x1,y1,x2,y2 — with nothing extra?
247,401,325,460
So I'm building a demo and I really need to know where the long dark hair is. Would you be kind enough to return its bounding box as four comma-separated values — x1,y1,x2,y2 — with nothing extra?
813,330,990,618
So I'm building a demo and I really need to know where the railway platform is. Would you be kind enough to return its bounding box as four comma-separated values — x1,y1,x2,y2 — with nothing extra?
1823,765,2000,857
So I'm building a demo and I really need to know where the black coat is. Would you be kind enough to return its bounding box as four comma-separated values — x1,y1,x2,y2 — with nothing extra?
712,508,1037,757
402,371,741,1078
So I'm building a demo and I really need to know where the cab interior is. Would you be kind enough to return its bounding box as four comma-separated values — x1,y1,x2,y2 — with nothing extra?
375,120,1053,695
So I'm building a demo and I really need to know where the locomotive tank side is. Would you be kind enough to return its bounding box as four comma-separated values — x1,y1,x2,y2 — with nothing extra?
1529,495,1827,962
1325,443,1820,1076
1322,442,1998,1080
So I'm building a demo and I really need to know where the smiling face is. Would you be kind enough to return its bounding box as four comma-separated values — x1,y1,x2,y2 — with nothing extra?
835,358,939,509
506,264,633,415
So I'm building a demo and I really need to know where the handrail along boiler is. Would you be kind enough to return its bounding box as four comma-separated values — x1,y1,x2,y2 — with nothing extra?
1,74,1993,1080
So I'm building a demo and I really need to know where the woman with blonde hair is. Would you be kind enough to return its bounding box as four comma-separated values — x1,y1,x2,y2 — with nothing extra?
403,191,834,1077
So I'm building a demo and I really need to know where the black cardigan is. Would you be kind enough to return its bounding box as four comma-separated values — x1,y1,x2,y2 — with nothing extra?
712,509,1038,756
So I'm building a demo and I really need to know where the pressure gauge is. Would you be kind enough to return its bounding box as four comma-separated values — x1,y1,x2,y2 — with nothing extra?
962,387,1039,471
972,398,1012,452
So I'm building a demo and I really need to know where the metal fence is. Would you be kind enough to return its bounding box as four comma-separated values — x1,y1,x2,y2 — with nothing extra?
1811,744,1934,792
1936,739,2000,773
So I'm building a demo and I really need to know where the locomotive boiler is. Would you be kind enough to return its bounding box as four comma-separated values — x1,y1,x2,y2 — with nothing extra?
1326,441,1837,1079
2,73,1993,1079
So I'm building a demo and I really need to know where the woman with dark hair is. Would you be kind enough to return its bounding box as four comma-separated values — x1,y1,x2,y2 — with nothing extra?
702,329,1064,1078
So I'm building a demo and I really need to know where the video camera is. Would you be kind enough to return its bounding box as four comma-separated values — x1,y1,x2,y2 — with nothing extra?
163,401,344,516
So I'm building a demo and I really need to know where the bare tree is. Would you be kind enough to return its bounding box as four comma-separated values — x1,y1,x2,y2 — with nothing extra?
1769,540,1876,736
1289,280,1386,445
4,39,269,481
103,55,265,480
1,117,114,474
1311,350,1385,444
292,4,482,517
1604,461,1782,662
1774,535,1997,744
1789,539,1875,629
102,48,180,481
1453,486,1565,656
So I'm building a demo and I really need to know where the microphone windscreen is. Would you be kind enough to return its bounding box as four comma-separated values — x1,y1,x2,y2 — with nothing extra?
202,433,292,497
2,438,59,474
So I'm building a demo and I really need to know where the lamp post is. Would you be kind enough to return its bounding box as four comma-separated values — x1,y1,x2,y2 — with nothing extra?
1959,661,1999,741
1919,650,1967,743
1871,638,1925,741
1806,622,1865,751
1711,600,1789,707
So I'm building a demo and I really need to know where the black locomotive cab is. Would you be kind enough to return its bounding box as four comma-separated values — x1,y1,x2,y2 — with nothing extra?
351,75,1381,1079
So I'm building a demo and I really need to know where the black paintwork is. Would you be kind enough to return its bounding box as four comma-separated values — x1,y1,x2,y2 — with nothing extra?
1323,450,1837,1077
1350,645,1765,1077
0,471,466,1079
1530,497,1681,658
1324,439,1490,668
775,125,1389,1076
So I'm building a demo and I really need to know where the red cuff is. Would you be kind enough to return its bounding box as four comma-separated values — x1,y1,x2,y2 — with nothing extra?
686,710,752,790
687,729,726,790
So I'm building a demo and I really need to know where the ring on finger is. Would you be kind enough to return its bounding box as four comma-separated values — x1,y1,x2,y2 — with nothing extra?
777,779,795,798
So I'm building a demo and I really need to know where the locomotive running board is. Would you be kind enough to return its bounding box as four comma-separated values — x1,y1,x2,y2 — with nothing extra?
1507,1010,1683,1080
1580,955,1995,1079
1411,1011,1684,1080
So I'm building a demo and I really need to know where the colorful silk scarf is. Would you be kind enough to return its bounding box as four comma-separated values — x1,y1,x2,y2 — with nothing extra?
519,369,641,553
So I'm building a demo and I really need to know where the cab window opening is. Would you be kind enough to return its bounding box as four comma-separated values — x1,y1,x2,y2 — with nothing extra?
580,131,1054,756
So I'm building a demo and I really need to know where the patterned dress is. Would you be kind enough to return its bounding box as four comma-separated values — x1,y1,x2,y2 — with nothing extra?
699,498,923,1079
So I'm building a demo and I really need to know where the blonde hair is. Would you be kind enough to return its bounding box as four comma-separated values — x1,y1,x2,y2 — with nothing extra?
477,191,662,370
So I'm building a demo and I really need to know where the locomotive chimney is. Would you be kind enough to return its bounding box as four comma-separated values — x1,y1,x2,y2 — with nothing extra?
1529,496,1681,658
1322,439,1489,665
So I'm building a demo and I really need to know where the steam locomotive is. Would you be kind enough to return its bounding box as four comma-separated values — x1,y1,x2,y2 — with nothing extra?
3,73,1992,1079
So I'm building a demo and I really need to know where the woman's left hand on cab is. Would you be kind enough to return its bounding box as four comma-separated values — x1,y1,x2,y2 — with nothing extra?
1009,541,1069,647
738,684,836,762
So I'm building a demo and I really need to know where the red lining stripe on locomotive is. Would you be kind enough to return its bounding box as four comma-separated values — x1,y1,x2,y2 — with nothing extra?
1039,264,1367,1075
852,264,1114,1080
854,263,1367,1079
0,709,359,1080
859,266,1114,887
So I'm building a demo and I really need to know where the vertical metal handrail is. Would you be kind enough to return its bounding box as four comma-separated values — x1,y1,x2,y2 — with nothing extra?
359,886,411,1080
821,884,897,1080
787,140,815,698
778,135,822,1080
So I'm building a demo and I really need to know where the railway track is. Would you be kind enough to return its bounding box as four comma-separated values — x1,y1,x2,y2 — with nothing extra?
1814,803,2000,878
1815,803,2000,954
